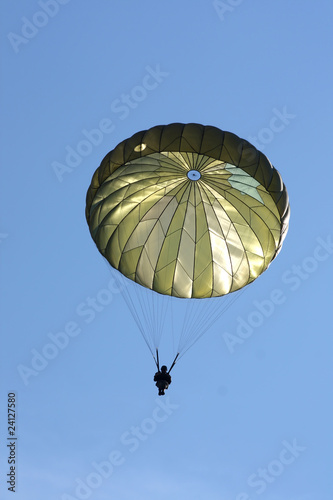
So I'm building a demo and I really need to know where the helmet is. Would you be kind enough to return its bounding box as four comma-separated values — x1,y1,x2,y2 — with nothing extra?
161,365,168,373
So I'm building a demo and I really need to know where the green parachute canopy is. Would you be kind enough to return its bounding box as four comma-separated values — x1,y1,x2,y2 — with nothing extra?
86,123,289,299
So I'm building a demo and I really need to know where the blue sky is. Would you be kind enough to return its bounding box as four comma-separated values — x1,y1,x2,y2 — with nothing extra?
1,1,332,499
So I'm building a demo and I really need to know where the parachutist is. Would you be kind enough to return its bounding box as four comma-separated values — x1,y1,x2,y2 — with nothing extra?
154,365,171,396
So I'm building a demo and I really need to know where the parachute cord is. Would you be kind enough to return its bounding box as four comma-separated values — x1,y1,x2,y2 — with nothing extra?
178,298,217,352
122,292,157,362
180,298,221,349
156,348,160,371
178,300,227,354
134,284,168,352
106,260,170,365
179,298,193,345
177,299,200,352
104,262,158,364
120,283,157,363
151,291,161,348
171,299,175,355
177,288,248,359
105,262,171,366
128,280,162,357
102,259,247,369
168,352,179,374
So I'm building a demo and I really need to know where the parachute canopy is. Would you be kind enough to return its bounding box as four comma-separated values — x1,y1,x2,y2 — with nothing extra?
86,123,289,299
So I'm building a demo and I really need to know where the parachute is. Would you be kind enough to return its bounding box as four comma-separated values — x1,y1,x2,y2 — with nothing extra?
86,123,290,368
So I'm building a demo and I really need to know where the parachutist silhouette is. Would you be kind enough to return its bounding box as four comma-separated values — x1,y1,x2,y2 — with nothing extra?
154,365,171,396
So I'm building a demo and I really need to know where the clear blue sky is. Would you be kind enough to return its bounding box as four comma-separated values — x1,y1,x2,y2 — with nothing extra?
1,1,332,499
